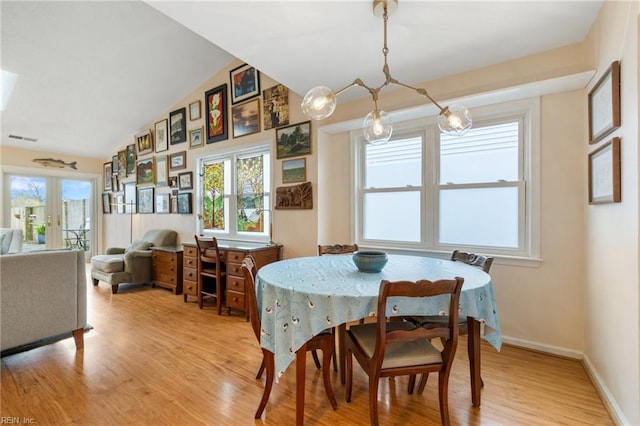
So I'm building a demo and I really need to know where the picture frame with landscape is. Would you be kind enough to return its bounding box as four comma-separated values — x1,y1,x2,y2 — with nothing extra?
126,144,136,174
137,187,155,214
136,157,155,185
282,158,306,183
263,84,289,130
169,151,186,171
276,121,311,159
232,98,260,138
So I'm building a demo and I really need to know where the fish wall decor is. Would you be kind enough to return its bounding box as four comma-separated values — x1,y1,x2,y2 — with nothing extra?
32,158,77,169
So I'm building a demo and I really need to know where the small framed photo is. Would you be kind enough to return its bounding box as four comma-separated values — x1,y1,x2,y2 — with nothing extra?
169,176,178,189
112,155,118,173
176,192,193,214
230,63,260,104
155,119,169,152
115,194,125,214
102,193,111,214
282,158,306,184
155,193,171,214
111,174,119,192
124,182,137,213
103,162,113,191
189,100,201,121
136,129,154,156
136,157,155,185
126,144,136,175
205,84,228,144
169,151,187,171
169,107,187,144
155,155,169,187
137,187,155,214
263,84,289,130
117,150,127,178
276,121,311,159
588,60,621,144
232,98,260,138
178,171,193,190
189,126,204,149
588,137,621,204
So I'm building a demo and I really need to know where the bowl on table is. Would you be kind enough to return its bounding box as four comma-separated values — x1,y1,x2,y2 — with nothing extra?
352,251,388,273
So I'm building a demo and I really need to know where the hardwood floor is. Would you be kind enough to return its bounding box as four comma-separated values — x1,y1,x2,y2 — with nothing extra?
2,274,613,425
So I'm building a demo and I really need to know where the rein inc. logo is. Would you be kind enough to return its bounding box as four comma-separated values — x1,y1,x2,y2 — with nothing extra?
0,418,34,424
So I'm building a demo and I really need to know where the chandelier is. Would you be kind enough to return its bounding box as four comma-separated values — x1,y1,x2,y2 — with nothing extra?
301,0,472,145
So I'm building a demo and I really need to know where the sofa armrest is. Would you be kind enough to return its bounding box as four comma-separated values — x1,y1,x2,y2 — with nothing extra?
106,247,125,255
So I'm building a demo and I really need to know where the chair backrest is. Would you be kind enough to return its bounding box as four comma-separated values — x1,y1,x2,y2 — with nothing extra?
241,256,261,342
450,249,493,273
318,243,359,256
374,278,464,365
194,235,221,264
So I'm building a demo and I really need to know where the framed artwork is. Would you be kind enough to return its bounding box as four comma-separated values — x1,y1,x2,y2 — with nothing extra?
230,63,260,104
102,193,111,214
282,158,306,184
275,182,313,210
154,119,168,152
263,84,289,130
205,84,228,144
189,126,204,149
588,60,621,144
111,174,119,193
276,121,311,159
136,157,155,185
137,187,155,214
155,155,169,187
178,171,193,190
112,155,118,173
169,176,178,189
117,150,127,178
588,137,621,204
126,144,136,175
103,162,112,191
170,107,187,144
115,194,125,214
155,193,171,214
189,100,201,121
169,151,186,171
176,192,193,214
136,129,154,156
124,182,137,213
232,98,260,138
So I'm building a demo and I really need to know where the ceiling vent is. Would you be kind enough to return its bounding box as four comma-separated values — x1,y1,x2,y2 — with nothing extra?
8,134,38,142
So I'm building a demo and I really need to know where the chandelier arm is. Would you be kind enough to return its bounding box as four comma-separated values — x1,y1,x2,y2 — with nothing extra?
388,78,447,112
334,80,363,97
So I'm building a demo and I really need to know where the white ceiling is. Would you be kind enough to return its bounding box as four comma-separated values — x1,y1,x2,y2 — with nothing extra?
1,0,603,160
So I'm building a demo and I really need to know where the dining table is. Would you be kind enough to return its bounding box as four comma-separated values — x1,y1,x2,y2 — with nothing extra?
255,253,502,421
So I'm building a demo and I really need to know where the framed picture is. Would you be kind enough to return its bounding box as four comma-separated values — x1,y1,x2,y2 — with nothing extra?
137,187,155,214
112,155,118,173
275,182,313,210
111,174,119,193
232,98,260,138
155,193,171,214
117,150,127,178
169,151,186,171
103,162,113,191
189,126,204,149
282,158,306,183
154,119,168,152
205,84,228,144
588,137,621,204
276,121,311,159
178,171,193,190
124,182,137,213
102,193,111,214
126,144,136,175
136,157,155,185
176,192,193,214
588,60,621,144
136,129,154,156
230,63,260,104
155,155,169,187
189,100,201,121
169,107,187,144
169,176,178,189
263,84,289,130
115,194,125,214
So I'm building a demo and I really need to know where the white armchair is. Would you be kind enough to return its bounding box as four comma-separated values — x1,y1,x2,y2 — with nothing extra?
0,229,23,254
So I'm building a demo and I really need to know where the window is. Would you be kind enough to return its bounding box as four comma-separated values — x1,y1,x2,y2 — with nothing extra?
198,145,271,242
354,98,539,258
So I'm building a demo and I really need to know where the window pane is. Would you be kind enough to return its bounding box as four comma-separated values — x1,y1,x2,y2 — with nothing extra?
236,155,265,233
439,187,518,248
440,121,518,184
365,136,422,188
364,191,420,242
203,162,225,230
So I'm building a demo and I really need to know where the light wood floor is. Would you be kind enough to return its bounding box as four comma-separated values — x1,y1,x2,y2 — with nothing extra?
2,275,613,425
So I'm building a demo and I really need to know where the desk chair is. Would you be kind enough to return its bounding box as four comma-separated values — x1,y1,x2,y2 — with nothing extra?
194,235,226,315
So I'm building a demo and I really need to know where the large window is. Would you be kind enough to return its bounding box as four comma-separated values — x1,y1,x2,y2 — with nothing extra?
354,98,539,258
198,145,271,242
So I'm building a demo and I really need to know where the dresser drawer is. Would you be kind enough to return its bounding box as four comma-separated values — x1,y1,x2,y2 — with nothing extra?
226,250,245,263
183,279,198,296
184,246,198,258
227,276,245,293
183,267,198,282
155,272,177,285
183,256,198,269
226,291,245,310
227,262,242,277
154,262,177,274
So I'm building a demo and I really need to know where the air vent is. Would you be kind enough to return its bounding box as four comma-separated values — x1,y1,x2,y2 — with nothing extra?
8,134,38,142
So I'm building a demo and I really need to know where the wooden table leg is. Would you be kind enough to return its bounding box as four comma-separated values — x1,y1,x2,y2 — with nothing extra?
467,317,481,407
338,323,346,385
296,342,307,426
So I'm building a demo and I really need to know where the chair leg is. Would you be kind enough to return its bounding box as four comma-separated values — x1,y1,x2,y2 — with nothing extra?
345,349,353,403
438,370,452,426
468,317,482,407
417,373,429,394
407,374,416,394
296,343,307,426
311,350,322,369
320,338,338,410
216,280,223,315
256,357,265,379
331,328,338,372
72,328,84,350
111,284,119,294
368,376,380,426
255,350,274,419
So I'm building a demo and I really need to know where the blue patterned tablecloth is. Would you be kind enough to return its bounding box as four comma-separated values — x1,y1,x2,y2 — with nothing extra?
255,254,501,380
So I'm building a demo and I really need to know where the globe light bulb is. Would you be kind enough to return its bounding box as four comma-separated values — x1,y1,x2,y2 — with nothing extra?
301,86,337,120
438,104,472,136
363,110,392,145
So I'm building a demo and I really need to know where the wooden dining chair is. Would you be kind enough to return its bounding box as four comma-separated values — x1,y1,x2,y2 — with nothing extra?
241,256,338,421
345,277,464,426
194,235,226,315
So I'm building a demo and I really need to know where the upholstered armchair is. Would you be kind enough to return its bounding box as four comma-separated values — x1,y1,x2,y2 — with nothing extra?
0,228,23,255
90,229,177,294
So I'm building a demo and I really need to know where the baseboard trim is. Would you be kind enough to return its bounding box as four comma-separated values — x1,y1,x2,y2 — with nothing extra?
582,354,629,426
501,335,583,359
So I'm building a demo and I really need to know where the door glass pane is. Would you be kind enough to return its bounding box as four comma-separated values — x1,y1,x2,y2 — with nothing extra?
10,176,46,251
364,191,421,242
365,136,422,188
61,179,92,252
439,187,518,248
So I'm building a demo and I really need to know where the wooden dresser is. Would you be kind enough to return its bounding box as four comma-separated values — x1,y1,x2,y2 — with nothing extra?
151,247,183,294
182,240,282,319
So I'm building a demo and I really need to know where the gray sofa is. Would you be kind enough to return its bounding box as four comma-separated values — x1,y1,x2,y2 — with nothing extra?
1,249,87,354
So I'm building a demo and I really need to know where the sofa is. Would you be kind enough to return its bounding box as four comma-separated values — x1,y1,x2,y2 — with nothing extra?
90,229,177,294
1,249,87,355
0,228,23,254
